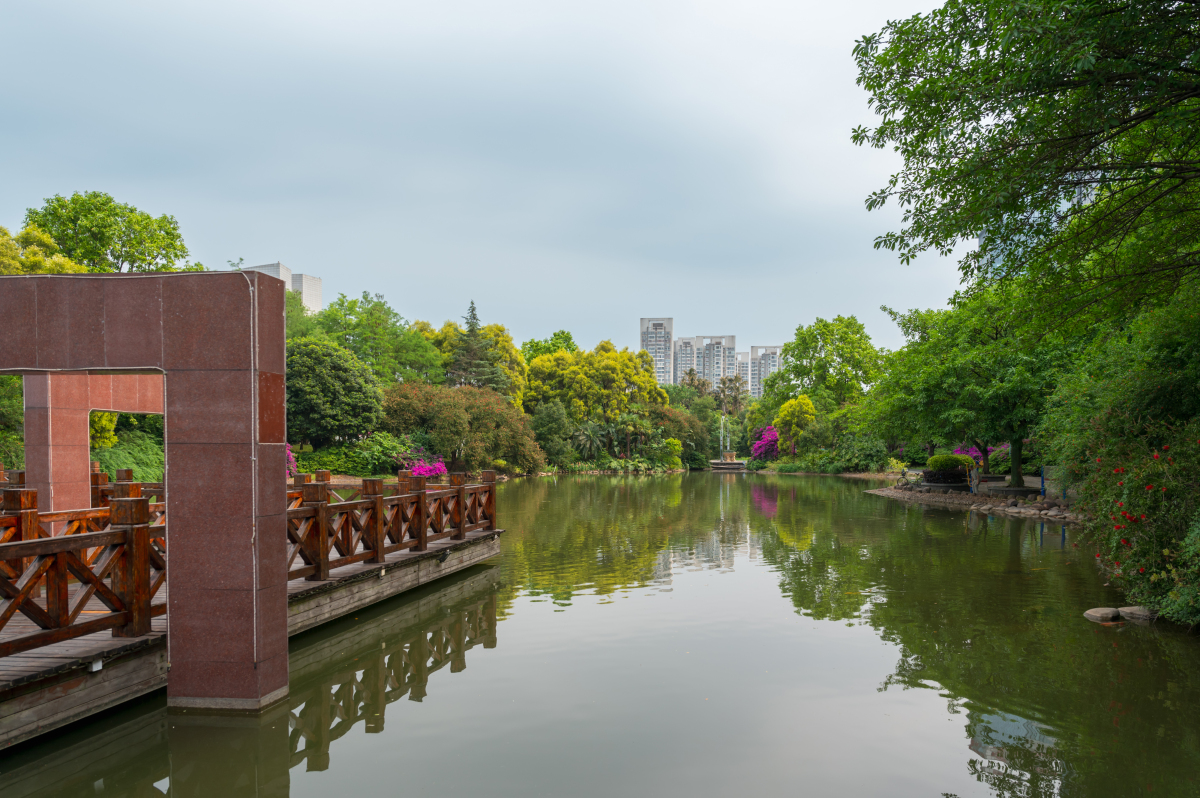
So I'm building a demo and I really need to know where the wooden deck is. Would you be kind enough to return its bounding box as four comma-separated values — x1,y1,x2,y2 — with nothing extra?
0,528,503,749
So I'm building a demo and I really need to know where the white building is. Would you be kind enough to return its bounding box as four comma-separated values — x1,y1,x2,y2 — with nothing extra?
242,262,323,313
749,345,782,398
674,335,736,385
639,318,674,385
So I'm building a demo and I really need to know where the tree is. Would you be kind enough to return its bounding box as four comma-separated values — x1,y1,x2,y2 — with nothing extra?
521,330,578,362
532,399,575,467
853,0,1200,324
872,289,1066,485
716,374,749,416
445,302,510,393
774,396,817,454
0,225,88,275
481,324,528,407
680,368,711,397
286,339,383,449
317,292,443,384
89,412,118,450
524,341,667,423
382,382,545,473
25,191,200,272
766,316,883,407
285,290,322,340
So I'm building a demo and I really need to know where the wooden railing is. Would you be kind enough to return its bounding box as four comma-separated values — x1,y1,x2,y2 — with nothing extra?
0,466,498,656
286,470,497,581
0,484,167,658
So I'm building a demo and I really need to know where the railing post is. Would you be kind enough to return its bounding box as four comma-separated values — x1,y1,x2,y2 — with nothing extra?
450,473,466,540
91,470,110,508
481,471,497,531
7,470,25,486
115,468,135,482
2,488,38,579
315,470,331,483
302,482,330,581
111,496,152,638
396,469,412,495
411,475,427,551
362,478,387,564
293,473,313,486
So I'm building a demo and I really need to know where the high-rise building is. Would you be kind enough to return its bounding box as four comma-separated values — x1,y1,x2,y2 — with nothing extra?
736,352,750,385
243,262,323,313
674,335,736,385
639,318,674,385
749,345,782,398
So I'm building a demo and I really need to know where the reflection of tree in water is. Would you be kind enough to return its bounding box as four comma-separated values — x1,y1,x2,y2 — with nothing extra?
747,476,1200,797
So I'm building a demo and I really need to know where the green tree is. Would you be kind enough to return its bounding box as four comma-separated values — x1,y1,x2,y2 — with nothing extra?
317,292,443,384
525,341,667,423
89,411,118,450
774,396,817,454
853,0,1200,324
0,225,88,275
286,339,383,449
481,324,528,407
445,302,510,393
521,330,579,362
715,374,749,416
532,399,575,468
285,290,322,340
382,382,545,473
765,316,882,407
679,368,711,397
873,289,1066,486
24,191,201,272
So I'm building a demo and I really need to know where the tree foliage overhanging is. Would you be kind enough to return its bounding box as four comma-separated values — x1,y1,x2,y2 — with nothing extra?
853,0,1200,324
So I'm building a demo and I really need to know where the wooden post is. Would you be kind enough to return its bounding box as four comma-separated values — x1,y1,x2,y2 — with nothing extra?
111,497,152,638
293,473,313,486
396,469,412,494
2,488,37,580
315,470,331,483
412,475,428,551
302,482,330,581
91,470,110,508
7,470,25,486
450,473,466,540
362,478,386,564
482,475,497,531
112,481,143,499
115,468,134,482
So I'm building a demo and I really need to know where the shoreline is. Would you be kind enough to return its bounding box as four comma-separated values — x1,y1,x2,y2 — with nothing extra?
865,486,1083,524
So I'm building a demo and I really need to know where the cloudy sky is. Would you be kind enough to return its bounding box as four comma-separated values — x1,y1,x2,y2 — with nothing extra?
1,0,961,352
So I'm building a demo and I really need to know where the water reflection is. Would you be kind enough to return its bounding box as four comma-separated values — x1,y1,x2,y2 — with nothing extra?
0,567,501,798
3,474,1199,797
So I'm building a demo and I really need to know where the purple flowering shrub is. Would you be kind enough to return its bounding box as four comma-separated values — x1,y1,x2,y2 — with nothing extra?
286,443,299,477
751,426,780,461
410,459,448,478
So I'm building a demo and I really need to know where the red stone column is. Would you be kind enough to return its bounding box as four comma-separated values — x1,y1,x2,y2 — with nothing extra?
0,271,289,712
161,273,288,711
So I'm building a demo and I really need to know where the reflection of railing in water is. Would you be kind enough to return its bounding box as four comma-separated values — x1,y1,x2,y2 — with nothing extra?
288,588,498,771
0,568,502,797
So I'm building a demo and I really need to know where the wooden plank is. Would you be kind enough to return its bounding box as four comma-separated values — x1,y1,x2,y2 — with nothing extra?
0,529,126,559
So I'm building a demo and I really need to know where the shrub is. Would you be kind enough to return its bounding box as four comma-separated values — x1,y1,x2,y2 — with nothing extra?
885,457,909,473
295,432,416,476
93,430,164,482
751,426,780,461
776,463,804,473
745,458,767,471
926,454,975,472
0,432,23,470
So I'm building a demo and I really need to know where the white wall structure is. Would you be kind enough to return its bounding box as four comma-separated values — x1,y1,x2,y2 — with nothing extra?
244,262,323,313
639,318,674,385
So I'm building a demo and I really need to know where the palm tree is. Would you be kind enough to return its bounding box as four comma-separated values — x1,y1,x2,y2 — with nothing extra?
717,374,750,416
681,368,711,396
572,421,604,461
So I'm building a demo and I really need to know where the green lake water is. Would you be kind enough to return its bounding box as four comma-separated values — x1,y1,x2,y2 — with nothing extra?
3,473,1199,796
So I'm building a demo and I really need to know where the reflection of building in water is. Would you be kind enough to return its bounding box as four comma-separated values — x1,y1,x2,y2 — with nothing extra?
967,710,1066,796
0,569,502,797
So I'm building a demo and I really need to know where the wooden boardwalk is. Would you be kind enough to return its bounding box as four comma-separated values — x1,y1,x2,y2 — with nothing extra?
0,528,502,749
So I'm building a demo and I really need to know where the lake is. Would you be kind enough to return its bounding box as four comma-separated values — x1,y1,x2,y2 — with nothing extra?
3,473,1198,797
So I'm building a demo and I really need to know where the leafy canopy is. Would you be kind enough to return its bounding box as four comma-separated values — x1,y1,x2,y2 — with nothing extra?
765,315,883,407
521,330,579,363
316,292,444,384
853,0,1200,322
25,191,201,272
286,338,383,448
0,225,87,275
525,341,667,423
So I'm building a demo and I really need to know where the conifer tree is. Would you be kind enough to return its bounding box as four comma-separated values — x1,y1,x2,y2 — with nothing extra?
446,302,510,393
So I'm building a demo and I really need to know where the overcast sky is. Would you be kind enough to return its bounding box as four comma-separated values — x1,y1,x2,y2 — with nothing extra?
1,0,961,352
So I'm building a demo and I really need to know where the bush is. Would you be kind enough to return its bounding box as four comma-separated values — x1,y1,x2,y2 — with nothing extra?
885,457,909,473
0,432,23,471
746,458,767,471
926,454,975,471
532,399,575,467
751,426,780,461
93,431,164,482
295,432,418,477
1041,287,1200,625
776,463,804,473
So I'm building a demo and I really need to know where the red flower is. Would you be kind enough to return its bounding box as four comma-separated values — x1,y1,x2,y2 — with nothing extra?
1095,553,1101,558
1139,568,1145,573
1118,481,1123,486
1163,445,1169,451
1154,453,1160,460
1140,514,1146,520
1118,502,1123,506
1115,561,1121,566
1121,539,1128,545
1097,458,1102,463
1146,485,1154,490
1162,487,1167,492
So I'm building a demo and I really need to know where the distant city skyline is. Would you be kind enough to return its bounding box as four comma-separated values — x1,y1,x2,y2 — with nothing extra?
639,318,782,395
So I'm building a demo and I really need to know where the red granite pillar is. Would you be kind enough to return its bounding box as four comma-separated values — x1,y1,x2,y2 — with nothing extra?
162,273,288,711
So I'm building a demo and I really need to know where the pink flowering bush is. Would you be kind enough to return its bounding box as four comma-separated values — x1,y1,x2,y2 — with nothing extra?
751,426,780,461
286,443,299,478
410,459,448,478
